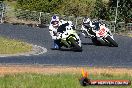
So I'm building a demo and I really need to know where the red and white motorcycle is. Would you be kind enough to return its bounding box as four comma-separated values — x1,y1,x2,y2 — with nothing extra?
81,21,118,47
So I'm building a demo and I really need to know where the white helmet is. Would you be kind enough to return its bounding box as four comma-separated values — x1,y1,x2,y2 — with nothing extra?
83,17,91,24
51,15,60,27
82,17,91,28
68,21,73,25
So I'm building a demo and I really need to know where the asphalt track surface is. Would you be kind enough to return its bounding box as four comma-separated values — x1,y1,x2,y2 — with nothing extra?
0,24,132,67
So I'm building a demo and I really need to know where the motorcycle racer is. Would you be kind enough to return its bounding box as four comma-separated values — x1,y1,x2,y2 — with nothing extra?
81,17,96,38
49,15,61,50
49,15,75,49
80,17,118,47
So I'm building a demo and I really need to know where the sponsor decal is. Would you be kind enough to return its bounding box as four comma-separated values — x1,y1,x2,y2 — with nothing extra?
98,28,106,36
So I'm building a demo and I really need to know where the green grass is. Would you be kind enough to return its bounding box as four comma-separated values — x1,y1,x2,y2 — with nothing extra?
0,73,131,88
0,37,32,54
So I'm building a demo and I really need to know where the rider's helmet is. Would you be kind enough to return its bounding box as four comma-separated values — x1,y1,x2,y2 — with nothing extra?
82,17,92,28
51,15,60,28
83,17,91,24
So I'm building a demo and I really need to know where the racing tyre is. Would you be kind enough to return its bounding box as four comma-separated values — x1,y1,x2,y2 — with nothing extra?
105,36,118,47
69,37,82,52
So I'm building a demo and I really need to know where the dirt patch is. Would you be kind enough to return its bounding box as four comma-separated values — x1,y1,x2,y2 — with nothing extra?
0,65,132,76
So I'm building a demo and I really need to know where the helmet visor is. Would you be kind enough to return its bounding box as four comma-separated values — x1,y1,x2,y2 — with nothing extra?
53,21,59,25
51,21,59,27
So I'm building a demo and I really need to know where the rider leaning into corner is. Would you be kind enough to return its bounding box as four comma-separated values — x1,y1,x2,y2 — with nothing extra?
81,17,101,38
49,15,74,50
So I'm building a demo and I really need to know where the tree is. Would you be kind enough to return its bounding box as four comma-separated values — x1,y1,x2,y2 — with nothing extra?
16,0,64,13
108,0,132,22
91,0,107,20
0,0,4,2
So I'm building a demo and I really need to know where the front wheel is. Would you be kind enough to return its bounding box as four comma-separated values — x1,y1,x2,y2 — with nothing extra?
69,37,82,52
105,36,118,47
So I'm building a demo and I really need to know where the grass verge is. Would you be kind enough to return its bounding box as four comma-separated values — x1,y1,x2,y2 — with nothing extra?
0,36,32,54
0,65,131,88
0,73,131,88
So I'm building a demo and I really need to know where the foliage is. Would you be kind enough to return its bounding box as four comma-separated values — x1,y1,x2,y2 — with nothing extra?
15,0,131,21
16,0,95,17
108,0,132,22
56,0,95,17
0,0,4,2
91,0,108,20
16,0,63,12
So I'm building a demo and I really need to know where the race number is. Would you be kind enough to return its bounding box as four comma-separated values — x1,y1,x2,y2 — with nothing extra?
98,28,106,36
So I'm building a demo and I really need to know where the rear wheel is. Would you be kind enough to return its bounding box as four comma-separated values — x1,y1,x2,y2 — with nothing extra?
69,37,82,52
105,36,118,47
